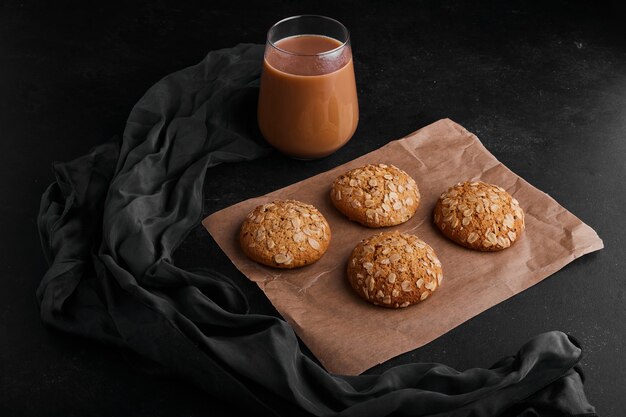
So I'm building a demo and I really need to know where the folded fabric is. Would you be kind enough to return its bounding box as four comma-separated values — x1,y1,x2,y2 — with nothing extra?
37,43,597,416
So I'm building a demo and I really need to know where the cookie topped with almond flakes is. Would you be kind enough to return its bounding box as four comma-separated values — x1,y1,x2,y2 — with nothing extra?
433,181,525,251
330,163,420,228
240,200,331,268
347,231,442,308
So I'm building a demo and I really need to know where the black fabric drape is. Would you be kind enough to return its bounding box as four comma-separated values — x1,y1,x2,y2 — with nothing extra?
37,44,597,417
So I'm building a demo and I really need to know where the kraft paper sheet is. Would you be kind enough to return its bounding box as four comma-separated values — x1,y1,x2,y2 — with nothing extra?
202,119,603,375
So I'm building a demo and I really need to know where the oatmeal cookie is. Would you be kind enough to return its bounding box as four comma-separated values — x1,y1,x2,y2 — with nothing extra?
433,181,524,251
347,231,442,308
331,163,420,227
240,200,331,268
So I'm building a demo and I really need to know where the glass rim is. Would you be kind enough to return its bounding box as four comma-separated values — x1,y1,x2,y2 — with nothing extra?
267,15,350,57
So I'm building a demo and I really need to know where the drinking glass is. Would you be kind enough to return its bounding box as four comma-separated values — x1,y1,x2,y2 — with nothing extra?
258,15,359,159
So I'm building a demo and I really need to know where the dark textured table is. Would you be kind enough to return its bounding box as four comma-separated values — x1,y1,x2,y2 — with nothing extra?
2,1,625,415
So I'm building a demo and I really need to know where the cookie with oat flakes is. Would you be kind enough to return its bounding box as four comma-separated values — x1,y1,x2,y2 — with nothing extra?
347,231,442,308
433,181,525,251
240,200,331,268
330,163,420,228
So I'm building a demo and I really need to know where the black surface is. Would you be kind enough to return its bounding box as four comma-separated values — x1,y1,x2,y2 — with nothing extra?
2,1,624,416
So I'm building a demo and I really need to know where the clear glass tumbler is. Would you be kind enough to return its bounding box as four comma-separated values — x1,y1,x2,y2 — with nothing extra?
257,15,359,159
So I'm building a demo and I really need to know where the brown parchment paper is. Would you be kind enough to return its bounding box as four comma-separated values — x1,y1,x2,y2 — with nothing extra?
202,118,603,375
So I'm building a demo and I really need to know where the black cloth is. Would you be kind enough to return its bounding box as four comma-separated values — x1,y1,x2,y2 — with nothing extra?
37,43,597,417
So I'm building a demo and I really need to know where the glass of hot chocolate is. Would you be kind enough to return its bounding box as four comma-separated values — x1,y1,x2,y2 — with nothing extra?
258,15,359,159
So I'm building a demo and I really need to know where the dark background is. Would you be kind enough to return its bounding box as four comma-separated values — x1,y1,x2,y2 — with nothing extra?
2,0,625,416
